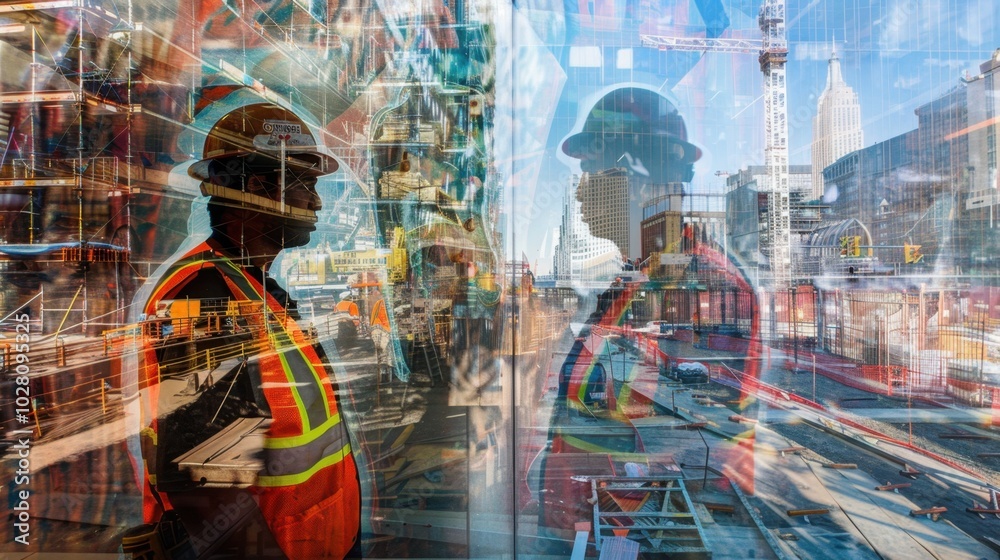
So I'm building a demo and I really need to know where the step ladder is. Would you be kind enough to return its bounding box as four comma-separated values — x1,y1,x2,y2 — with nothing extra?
0,111,12,166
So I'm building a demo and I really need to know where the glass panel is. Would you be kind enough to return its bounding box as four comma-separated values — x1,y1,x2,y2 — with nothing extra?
1,1,999,559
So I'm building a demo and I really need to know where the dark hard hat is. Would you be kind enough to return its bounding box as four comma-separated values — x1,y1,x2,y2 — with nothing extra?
188,103,337,183
562,88,701,165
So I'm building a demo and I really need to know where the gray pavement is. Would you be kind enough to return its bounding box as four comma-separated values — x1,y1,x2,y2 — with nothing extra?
625,348,999,560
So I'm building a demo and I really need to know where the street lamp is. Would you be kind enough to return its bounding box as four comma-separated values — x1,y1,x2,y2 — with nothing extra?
975,302,989,407
667,385,684,414
812,352,817,403
695,426,710,489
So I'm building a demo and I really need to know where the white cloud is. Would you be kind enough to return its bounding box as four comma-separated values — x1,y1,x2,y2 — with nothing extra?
958,0,1000,46
880,0,998,56
925,57,972,70
793,41,836,62
896,168,943,183
879,0,943,54
893,75,921,89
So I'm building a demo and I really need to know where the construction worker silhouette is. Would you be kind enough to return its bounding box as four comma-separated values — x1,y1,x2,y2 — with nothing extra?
565,86,701,263
121,102,360,559
536,86,762,546
538,86,763,546
562,87,701,182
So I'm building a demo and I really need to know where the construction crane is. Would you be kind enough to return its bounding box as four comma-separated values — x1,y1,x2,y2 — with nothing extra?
640,0,791,287
758,0,791,287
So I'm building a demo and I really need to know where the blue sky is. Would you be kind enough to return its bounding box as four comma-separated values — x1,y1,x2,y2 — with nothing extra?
515,0,1000,273
785,0,1000,161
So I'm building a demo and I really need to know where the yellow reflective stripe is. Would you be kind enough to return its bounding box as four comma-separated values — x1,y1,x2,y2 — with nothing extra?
559,434,609,454
140,426,157,444
277,351,311,432
256,443,351,488
298,342,333,420
574,362,598,402
218,258,330,427
559,434,645,458
264,412,341,449
280,330,333,422
148,261,205,310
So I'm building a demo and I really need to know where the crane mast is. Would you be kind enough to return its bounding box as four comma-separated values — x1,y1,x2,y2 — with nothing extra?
759,0,791,287
641,0,792,287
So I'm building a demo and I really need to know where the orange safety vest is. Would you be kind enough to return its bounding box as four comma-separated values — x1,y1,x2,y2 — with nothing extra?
137,240,360,558
369,297,390,331
334,299,360,318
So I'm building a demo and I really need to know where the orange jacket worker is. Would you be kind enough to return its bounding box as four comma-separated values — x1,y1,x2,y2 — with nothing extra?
123,103,360,559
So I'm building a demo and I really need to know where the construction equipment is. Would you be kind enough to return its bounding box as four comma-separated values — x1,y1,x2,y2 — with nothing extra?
640,0,790,286
967,488,1000,519
904,244,923,263
786,508,830,517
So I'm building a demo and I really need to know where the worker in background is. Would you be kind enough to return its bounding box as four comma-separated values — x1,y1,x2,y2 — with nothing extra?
121,102,361,559
334,292,361,341
538,85,761,546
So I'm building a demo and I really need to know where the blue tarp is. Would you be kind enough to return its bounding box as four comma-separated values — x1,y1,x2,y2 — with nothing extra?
0,242,125,257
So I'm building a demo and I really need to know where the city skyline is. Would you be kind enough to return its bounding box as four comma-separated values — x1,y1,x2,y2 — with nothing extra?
3,2,1000,558
526,0,1000,275
785,0,1000,162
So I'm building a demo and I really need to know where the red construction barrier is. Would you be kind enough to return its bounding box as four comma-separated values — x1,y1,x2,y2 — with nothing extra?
991,388,1000,427
719,365,990,484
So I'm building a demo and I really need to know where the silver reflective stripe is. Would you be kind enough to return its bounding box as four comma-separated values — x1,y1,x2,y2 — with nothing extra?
263,417,350,477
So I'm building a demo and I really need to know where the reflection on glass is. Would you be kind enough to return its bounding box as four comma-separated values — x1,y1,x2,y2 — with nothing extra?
1,1,999,559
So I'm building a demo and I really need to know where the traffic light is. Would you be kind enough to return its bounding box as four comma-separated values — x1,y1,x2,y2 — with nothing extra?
850,236,862,258
904,244,923,264
839,236,850,257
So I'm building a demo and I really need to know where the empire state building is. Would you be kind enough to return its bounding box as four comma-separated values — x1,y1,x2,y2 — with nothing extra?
812,44,864,200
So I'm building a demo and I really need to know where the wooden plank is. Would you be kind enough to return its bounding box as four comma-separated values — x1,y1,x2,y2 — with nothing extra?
787,508,829,517
966,507,1000,514
571,522,591,560
910,508,947,514
390,424,415,448
909,506,946,521
899,465,922,479
874,482,911,491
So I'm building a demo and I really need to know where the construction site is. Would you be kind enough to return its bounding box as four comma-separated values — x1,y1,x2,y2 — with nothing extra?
1,0,999,559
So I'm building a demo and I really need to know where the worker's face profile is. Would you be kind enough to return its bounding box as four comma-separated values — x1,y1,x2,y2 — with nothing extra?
574,135,695,242
575,175,596,224
204,154,323,252
273,173,323,214
206,155,323,215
